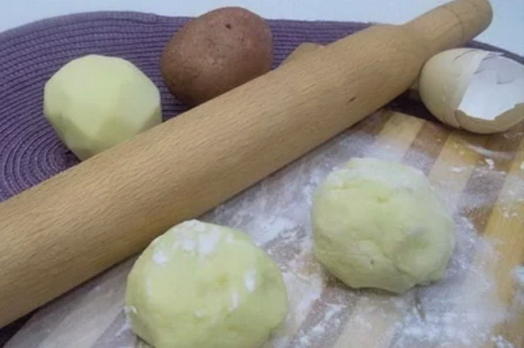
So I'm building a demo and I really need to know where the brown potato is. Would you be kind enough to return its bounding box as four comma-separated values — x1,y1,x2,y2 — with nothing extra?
161,7,273,105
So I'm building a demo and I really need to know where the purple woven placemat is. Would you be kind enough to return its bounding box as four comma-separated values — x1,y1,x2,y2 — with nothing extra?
0,11,523,203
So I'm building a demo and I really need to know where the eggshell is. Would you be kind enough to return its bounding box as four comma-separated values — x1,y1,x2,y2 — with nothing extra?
418,48,524,134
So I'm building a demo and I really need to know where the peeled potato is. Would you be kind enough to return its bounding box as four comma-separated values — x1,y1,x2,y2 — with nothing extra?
44,55,162,160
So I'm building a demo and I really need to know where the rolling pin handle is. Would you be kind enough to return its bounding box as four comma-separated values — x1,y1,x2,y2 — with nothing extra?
404,0,492,55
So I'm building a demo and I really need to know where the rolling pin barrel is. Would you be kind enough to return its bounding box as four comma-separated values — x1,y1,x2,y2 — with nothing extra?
0,0,492,326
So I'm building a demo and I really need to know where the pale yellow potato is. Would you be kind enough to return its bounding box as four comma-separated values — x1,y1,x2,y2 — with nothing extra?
44,55,161,160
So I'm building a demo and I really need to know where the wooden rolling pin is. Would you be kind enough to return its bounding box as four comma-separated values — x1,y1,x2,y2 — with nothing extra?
0,0,492,327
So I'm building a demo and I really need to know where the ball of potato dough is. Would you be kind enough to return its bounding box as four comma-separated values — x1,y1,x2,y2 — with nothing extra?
125,220,288,348
312,158,455,294
160,7,272,105
44,55,161,160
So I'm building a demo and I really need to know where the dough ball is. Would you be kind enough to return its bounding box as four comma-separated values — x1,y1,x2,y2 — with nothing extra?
160,7,272,105
44,55,161,160
312,158,455,293
125,220,288,348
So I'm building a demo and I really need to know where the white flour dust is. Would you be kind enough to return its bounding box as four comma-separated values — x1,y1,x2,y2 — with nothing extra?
6,113,522,348
202,117,519,347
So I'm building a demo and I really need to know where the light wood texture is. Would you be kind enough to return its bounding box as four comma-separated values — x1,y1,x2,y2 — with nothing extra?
286,111,524,347
0,0,492,326
7,110,523,347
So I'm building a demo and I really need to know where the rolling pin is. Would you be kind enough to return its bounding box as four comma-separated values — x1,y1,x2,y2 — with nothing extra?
0,0,492,326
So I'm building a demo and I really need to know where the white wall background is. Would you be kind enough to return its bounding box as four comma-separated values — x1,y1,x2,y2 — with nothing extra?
1,0,523,55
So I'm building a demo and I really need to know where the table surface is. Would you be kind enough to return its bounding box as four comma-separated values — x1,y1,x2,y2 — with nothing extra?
0,0,523,55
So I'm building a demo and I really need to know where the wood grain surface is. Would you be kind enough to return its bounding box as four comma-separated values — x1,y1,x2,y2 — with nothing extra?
6,109,523,348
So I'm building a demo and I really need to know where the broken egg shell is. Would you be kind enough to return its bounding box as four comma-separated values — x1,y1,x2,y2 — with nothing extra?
456,103,524,134
418,48,524,134
419,48,490,128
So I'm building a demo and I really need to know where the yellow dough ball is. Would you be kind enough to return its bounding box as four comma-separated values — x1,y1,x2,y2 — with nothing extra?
125,220,288,348
313,158,455,293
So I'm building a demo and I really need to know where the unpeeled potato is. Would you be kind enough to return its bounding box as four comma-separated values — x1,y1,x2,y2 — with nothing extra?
161,7,273,105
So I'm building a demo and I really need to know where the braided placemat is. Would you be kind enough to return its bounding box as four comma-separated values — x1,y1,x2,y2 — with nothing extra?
1,12,523,204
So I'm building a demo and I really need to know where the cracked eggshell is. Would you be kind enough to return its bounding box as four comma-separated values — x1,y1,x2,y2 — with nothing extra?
419,48,524,134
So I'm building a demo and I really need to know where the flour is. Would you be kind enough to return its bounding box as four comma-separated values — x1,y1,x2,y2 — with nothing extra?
209,113,524,348
169,220,223,256
513,266,524,310
179,238,196,252
244,270,257,293
197,231,221,256
485,158,495,170
294,302,345,348
390,222,506,347
199,115,515,347
516,266,524,287
115,314,132,338
7,113,521,348
152,249,168,265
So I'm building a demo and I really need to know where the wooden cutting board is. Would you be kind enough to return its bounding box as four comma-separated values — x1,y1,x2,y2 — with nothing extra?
6,109,524,348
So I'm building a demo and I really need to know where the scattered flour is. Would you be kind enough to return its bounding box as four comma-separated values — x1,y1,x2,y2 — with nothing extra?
390,230,507,347
179,238,196,252
294,302,345,348
179,219,204,231
514,266,524,309
197,231,221,256
516,266,524,287
152,249,168,265
170,221,223,257
200,121,516,347
491,335,515,348
115,313,132,337
485,158,495,170
244,270,257,293
10,113,521,348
